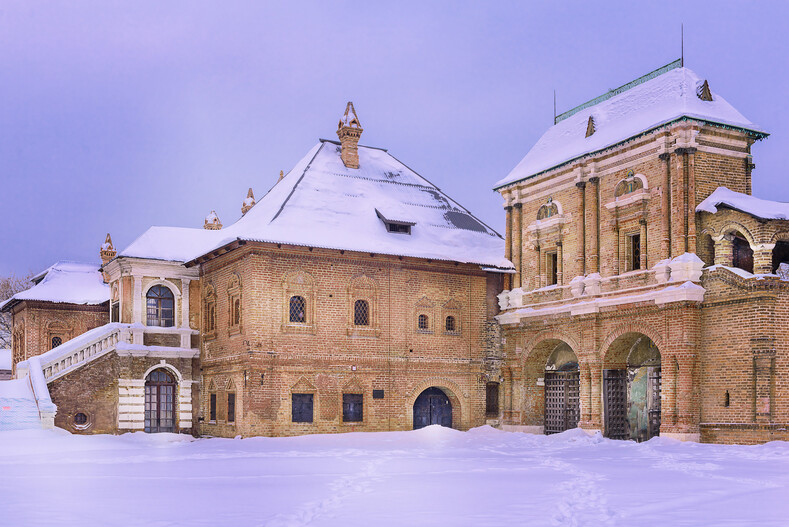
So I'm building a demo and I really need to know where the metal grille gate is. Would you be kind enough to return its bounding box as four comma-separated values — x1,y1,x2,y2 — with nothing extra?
647,367,662,439
603,369,628,440
544,371,580,434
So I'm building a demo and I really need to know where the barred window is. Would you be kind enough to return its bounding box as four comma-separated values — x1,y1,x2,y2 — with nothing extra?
209,393,217,422
343,394,363,422
445,316,456,333
292,393,313,423
51,336,62,349
205,302,216,333
232,297,241,326
418,314,429,331
289,296,306,323
354,300,369,326
146,285,174,327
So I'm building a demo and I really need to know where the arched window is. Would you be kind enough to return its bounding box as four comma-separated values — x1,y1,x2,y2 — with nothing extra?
537,202,559,220
354,300,369,326
51,336,62,349
289,296,306,323
615,173,645,197
445,316,456,332
146,285,175,327
418,314,429,331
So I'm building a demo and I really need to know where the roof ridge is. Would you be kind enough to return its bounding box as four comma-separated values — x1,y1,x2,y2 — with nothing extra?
555,59,683,124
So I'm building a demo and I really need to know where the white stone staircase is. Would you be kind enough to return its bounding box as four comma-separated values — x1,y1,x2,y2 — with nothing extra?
0,377,45,431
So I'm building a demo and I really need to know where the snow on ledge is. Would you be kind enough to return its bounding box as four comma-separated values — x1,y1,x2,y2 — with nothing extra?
697,187,789,220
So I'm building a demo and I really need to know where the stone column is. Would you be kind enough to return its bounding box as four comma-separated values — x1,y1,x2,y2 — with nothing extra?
639,219,648,270
180,278,192,348
504,206,513,290
576,181,587,275
713,234,734,267
512,203,523,289
535,245,542,289
556,241,564,286
587,177,600,273
132,276,143,324
754,244,775,275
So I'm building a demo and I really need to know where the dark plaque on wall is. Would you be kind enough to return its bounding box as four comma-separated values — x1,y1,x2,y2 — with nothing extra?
372,389,385,399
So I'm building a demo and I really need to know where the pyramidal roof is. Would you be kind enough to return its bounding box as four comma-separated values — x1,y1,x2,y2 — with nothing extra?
495,62,766,189
120,140,512,269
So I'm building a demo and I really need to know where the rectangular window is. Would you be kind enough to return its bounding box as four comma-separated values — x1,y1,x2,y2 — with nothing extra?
546,251,558,285
342,393,363,422
486,383,500,416
227,393,236,423
111,302,120,323
292,393,314,423
209,393,217,422
629,234,641,271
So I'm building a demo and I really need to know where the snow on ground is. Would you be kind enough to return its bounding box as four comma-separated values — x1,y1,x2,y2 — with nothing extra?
0,426,787,526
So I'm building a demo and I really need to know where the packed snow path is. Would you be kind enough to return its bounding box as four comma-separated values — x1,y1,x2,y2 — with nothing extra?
0,427,787,526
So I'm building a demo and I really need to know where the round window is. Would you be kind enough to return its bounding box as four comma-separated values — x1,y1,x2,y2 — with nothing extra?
74,412,88,425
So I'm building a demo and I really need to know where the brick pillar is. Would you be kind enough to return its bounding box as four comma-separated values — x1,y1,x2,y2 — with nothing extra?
504,206,513,290
639,219,648,270
753,350,776,421
587,177,599,273
754,245,775,275
662,356,678,426
713,235,734,266
536,245,542,289
676,353,698,432
589,359,602,430
576,181,587,275
579,362,592,424
512,203,523,289
556,241,564,286
659,152,672,259
687,149,697,252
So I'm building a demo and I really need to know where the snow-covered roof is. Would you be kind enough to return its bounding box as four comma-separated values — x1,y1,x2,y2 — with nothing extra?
496,63,765,189
120,140,512,269
697,187,789,221
0,262,109,312
0,349,11,371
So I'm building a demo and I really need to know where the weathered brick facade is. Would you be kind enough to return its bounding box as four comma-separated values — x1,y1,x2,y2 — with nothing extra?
197,242,501,437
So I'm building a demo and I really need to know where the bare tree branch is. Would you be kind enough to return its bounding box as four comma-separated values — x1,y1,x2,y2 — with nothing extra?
0,274,30,349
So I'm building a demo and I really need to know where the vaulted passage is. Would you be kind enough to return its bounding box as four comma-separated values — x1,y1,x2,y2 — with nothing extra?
603,334,661,441
413,387,452,429
544,342,580,434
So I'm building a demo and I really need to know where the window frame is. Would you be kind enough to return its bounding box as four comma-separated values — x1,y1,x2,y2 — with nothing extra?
289,295,307,324
291,393,314,423
146,284,175,328
417,313,430,332
627,233,642,271
342,393,364,423
227,392,236,424
353,299,370,326
545,250,559,285
209,393,217,423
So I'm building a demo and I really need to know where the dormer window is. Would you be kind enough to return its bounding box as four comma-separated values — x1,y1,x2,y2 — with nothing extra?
376,209,415,235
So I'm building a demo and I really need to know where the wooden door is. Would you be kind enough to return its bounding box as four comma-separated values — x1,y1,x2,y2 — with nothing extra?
413,387,452,429
144,369,176,433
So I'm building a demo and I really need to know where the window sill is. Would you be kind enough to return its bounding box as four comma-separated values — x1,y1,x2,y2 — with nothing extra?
228,326,242,337
444,331,462,337
203,332,217,341
346,326,381,337
416,329,434,335
281,323,316,335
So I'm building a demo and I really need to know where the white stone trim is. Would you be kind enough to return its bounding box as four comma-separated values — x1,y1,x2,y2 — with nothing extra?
500,425,544,435
660,432,700,442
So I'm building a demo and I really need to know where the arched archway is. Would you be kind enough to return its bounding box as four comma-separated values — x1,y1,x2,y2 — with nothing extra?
544,342,580,434
144,368,177,433
413,387,452,429
603,333,661,441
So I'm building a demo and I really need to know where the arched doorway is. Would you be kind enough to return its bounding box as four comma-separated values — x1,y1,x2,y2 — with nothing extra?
603,334,661,441
544,342,580,434
144,369,176,433
413,387,452,429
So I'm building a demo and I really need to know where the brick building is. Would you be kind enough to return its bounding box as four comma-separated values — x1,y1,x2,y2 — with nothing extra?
493,60,789,444
3,103,511,436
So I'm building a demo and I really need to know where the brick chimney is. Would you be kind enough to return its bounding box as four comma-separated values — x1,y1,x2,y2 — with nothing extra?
204,210,222,230
100,233,116,283
241,188,255,216
336,102,363,169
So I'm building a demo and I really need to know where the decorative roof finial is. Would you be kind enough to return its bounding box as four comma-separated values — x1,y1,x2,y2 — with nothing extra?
204,210,222,230
241,188,256,216
99,233,117,283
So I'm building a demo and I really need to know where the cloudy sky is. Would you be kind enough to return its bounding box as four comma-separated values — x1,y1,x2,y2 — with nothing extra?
1,1,787,276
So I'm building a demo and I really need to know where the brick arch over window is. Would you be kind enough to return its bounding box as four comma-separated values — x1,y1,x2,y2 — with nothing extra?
282,271,316,333
348,274,379,336
536,199,563,220
614,173,648,197
405,378,467,429
203,283,217,337
717,222,758,248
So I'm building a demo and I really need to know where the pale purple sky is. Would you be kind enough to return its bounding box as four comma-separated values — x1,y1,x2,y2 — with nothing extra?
2,1,787,276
